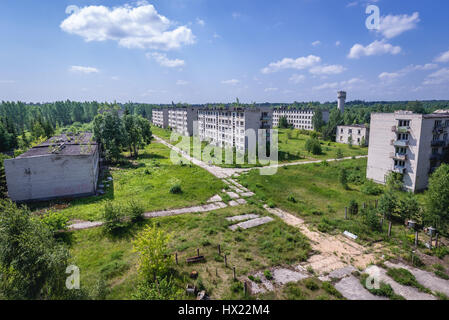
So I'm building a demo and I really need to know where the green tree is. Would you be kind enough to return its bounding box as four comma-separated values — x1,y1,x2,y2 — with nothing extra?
425,164,449,231
0,200,71,299
132,224,174,281
378,191,398,237
312,109,325,132
340,168,349,190
278,116,290,129
305,138,322,155
399,193,422,224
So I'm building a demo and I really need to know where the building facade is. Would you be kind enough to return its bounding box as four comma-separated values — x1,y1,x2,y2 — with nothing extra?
367,110,449,192
152,108,169,128
336,125,369,146
197,107,273,152
168,107,198,136
4,133,100,202
272,108,329,131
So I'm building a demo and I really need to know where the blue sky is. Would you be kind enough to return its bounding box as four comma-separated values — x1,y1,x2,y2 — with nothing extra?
0,0,449,103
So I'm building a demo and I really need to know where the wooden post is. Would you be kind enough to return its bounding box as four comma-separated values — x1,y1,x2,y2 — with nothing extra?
175,252,178,265
435,233,439,248
375,200,378,209
233,267,236,280
244,281,247,296
224,254,228,268
218,244,221,255
345,207,348,220
197,248,200,257
429,234,433,250
415,231,419,247
363,202,366,209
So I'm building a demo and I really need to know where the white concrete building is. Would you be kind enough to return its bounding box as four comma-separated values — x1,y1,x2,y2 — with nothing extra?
336,125,369,146
198,107,273,152
367,110,449,192
168,107,198,136
272,108,329,131
4,133,100,202
152,108,168,128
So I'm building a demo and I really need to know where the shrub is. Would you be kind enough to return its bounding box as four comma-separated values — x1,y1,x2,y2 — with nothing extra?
435,270,449,280
336,148,343,159
348,200,359,216
287,194,297,203
41,210,69,233
360,274,404,300
321,282,343,298
127,199,144,223
304,278,319,291
305,138,322,155
230,280,243,293
361,208,382,232
361,180,383,195
386,268,430,293
169,183,182,194
103,201,127,234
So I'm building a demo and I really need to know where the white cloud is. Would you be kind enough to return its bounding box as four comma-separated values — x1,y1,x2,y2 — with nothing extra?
289,74,305,84
176,80,189,85
196,18,205,27
111,76,120,81
348,40,401,59
313,82,339,90
309,64,345,75
69,66,99,74
147,52,185,68
423,68,449,85
232,12,241,19
221,79,240,85
335,41,341,47
378,12,420,39
264,87,278,92
435,49,449,63
312,40,321,47
261,55,321,74
379,63,438,80
60,2,195,51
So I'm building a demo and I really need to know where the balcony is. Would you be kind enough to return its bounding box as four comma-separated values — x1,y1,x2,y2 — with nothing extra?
431,140,446,147
392,126,410,133
390,152,408,161
392,166,406,174
430,153,444,161
392,139,409,147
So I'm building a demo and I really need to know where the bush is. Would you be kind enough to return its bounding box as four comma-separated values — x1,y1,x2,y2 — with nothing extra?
304,278,319,291
361,180,383,195
230,280,243,293
127,199,145,223
169,183,182,194
305,138,322,155
360,274,404,300
348,200,359,216
264,270,273,280
361,208,382,232
287,194,297,203
336,148,344,159
132,277,183,300
386,268,430,293
41,210,69,233
103,201,127,234
321,282,343,298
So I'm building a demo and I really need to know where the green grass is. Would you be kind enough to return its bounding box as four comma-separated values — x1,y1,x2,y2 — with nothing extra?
69,204,311,300
33,141,225,221
386,268,431,293
151,126,367,168
237,158,392,241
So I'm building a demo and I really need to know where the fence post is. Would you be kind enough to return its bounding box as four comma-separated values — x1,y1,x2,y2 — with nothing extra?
197,248,200,257
175,252,178,265
225,254,228,268
218,244,221,255
233,267,236,280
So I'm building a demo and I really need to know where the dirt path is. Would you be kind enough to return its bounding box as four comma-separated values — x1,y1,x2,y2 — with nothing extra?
264,205,383,275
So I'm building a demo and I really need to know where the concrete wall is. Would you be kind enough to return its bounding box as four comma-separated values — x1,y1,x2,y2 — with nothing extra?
4,150,99,202
336,126,369,146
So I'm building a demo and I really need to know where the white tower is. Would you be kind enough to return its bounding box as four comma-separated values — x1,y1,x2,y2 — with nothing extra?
337,91,346,113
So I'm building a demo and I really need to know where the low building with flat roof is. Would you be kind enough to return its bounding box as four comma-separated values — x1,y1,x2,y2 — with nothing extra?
4,132,100,201
272,108,329,131
336,125,369,146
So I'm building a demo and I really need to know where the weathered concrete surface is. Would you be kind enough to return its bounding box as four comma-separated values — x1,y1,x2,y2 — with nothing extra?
68,221,104,231
272,268,309,286
144,202,227,218
236,198,247,205
384,261,449,296
364,265,436,300
247,271,275,294
207,195,222,203
229,217,274,231
226,191,240,199
319,266,357,282
335,275,388,300
226,214,260,222
240,192,255,198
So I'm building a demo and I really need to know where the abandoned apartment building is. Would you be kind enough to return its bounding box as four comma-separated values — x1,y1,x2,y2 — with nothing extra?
4,132,100,202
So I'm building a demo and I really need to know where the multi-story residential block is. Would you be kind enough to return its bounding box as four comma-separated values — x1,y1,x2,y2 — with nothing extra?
152,108,169,128
272,108,329,131
168,107,198,136
197,107,273,152
336,125,369,146
367,110,449,192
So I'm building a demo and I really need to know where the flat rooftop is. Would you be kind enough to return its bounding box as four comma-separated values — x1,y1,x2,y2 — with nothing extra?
16,132,98,159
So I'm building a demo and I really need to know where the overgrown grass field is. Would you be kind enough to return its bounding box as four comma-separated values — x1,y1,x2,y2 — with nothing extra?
69,204,311,299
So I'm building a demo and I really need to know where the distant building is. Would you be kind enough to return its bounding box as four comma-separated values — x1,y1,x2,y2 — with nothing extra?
198,107,273,152
272,108,329,131
4,133,99,202
336,125,369,146
168,107,198,136
152,108,169,128
338,91,346,113
367,110,449,192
